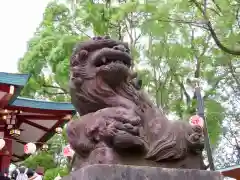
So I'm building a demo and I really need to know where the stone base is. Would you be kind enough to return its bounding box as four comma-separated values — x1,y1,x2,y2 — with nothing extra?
62,164,223,180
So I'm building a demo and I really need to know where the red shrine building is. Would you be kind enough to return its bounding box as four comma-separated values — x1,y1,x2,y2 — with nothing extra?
0,72,75,172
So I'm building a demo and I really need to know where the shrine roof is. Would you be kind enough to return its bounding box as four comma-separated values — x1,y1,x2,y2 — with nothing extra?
0,72,30,86
0,72,77,162
10,97,75,111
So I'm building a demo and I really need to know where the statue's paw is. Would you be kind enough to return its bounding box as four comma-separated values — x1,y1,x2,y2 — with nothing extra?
114,110,141,126
105,127,118,138
123,123,139,135
128,115,141,126
113,131,146,152
98,121,118,140
120,113,141,126
114,122,139,136
186,125,205,153
123,123,134,129
191,125,203,134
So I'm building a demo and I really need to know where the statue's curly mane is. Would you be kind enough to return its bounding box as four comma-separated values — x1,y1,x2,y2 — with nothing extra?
69,37,204,163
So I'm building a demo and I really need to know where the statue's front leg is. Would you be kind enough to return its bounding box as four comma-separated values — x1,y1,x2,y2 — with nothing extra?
93,107,146,152
66,115,97,158
67,107,147,168
108,122,146,151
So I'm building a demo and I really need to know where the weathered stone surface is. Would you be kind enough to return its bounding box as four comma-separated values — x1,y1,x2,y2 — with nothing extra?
68,37,205,170
62,164,223,180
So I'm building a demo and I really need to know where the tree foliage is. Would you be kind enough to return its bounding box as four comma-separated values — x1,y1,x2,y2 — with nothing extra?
44,167,69,180
18,0,240,170
22,132,70,178
23,152,56,170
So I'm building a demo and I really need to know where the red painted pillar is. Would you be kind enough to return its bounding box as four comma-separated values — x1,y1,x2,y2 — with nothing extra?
0,135,12,173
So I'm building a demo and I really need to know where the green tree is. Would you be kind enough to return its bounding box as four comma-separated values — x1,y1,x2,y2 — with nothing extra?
22,129,70,177
23,152,56,170
44,167,69,180
18,2,83,101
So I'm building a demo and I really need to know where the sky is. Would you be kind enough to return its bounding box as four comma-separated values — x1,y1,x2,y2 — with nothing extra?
0,0,49,73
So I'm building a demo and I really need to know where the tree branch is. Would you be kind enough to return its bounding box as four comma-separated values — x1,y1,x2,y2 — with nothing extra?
170,69,191,104
204,72,229,99
190,28,202,79
160,73,171,110
42,90,67,95
195,1,221,16
156,18,209,30
194,35,211,78
223,135,235,147
41,80,69,97
228,120,240,148
210,0,222,14
228,60,240,89
42,84,68,93
236,7,240,28
191,0,240,55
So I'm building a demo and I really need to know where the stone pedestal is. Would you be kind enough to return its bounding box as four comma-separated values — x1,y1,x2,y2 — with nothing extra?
62,164,223,180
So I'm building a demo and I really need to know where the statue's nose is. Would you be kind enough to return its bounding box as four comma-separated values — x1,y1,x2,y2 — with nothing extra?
113,45,129,53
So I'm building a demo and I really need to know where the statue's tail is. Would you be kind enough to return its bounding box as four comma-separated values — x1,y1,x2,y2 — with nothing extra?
145,131,187,161
145,124,204,162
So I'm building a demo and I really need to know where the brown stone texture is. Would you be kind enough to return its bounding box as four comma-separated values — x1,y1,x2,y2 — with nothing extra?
62,164,223,180
67,36,206,170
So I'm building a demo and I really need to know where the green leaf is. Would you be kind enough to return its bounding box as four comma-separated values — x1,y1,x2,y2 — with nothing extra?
44,167,69,180
23,152,56,170
205,99,225,144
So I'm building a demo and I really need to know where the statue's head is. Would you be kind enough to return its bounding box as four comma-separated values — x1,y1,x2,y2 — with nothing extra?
70,36,140,115
71,36,132,85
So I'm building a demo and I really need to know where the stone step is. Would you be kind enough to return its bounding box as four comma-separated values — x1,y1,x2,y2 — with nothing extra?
61,164,223,180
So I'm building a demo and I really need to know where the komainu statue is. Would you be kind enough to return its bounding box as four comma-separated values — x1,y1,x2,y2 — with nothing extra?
67,36,205,170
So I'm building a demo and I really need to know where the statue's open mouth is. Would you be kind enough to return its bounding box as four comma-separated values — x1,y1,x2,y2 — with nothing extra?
93,48,132,68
